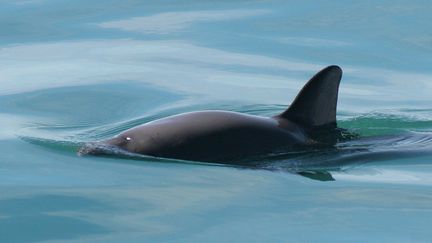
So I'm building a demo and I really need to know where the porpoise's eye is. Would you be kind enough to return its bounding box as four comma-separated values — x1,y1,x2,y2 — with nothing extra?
125,137,131,141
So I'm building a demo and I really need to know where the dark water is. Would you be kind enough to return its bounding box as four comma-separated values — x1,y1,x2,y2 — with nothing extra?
1,0,432,242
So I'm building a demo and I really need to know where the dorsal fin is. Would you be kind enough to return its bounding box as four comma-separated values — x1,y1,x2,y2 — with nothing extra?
278,65,342,128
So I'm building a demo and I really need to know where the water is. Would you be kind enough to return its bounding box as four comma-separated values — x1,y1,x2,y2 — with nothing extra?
1,0,432,242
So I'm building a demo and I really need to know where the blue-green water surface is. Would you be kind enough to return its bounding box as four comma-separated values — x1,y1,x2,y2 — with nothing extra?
1,1,432,242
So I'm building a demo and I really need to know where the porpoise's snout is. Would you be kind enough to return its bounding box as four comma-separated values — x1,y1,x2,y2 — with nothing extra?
77,142,111,156
77,139,132,157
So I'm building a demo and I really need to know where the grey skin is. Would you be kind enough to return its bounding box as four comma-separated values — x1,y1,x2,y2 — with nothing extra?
79,65,343,163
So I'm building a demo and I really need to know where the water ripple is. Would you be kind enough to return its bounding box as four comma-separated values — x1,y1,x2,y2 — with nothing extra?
18,105,432,176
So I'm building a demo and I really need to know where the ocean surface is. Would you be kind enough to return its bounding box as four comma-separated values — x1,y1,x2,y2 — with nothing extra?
1,1,432,242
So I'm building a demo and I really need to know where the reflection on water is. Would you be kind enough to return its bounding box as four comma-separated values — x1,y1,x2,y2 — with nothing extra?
1,0,432,242
0,82,183,126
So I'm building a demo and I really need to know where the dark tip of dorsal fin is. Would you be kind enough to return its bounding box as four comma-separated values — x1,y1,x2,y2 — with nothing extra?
278,65,342,128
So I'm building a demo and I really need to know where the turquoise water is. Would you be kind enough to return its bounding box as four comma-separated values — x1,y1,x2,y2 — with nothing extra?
1,1,432,242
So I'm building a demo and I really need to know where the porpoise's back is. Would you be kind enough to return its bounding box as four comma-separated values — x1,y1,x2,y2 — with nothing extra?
124,110,307,162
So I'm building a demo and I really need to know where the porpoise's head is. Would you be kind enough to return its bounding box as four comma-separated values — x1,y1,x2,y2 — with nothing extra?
78,131,139,156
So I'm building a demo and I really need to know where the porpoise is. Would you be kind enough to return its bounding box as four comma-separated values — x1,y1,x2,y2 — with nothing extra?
79,65,343,163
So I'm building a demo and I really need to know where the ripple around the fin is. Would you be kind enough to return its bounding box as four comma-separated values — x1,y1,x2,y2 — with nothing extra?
257,131,432,172
338,110,432,136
